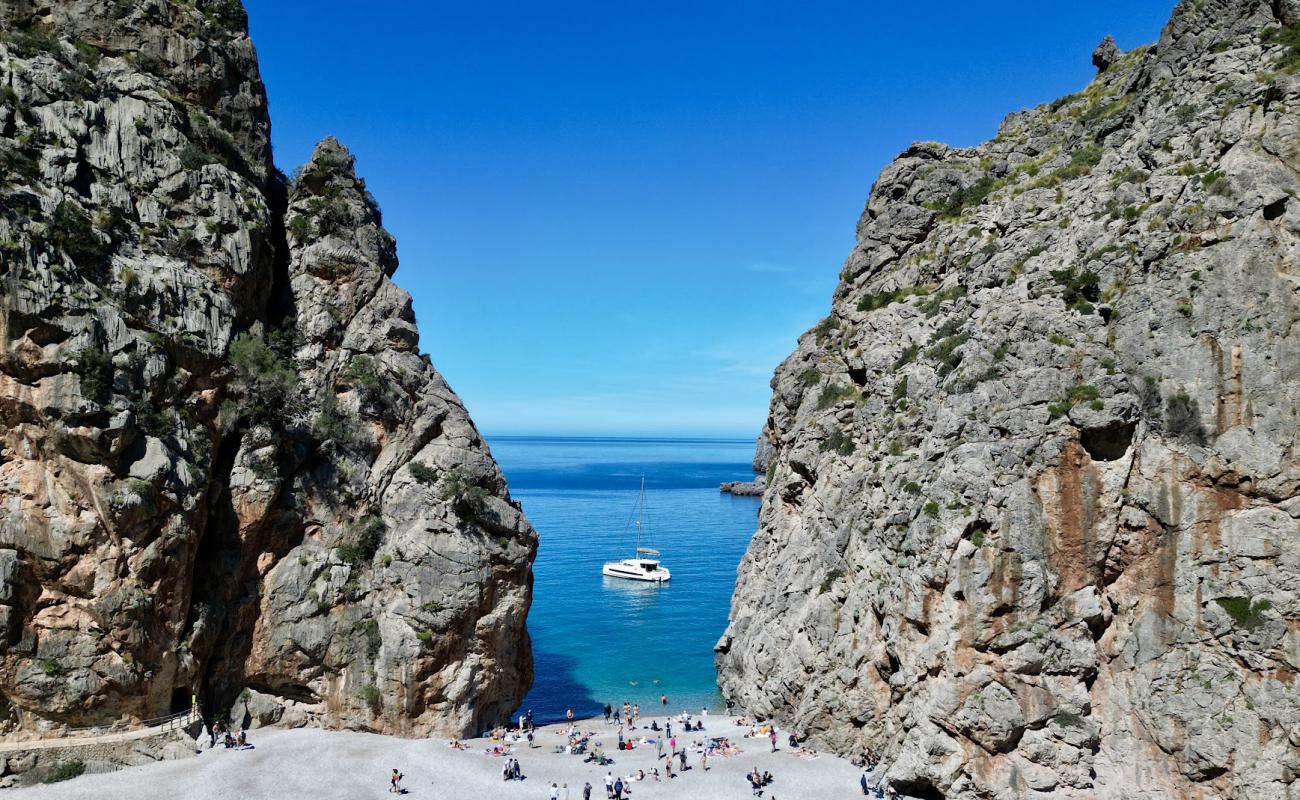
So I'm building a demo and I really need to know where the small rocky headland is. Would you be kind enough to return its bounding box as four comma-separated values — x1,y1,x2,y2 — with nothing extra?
1,0,1299,798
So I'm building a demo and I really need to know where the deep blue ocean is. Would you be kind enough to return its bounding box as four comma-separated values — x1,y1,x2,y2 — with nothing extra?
487,436,761,724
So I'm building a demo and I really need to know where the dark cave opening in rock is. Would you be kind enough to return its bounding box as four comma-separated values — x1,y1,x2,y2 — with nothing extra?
1079,421,1136,461
169,686,191,714
892,777,946,800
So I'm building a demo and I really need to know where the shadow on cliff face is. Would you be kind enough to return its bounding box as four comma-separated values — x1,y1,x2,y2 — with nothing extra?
513,649,601,726
183,169,302,721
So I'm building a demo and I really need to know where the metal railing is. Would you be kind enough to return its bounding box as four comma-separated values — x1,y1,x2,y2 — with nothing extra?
0,707,198,749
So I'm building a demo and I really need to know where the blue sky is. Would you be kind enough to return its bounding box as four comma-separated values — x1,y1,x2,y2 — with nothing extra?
244,1,1173,438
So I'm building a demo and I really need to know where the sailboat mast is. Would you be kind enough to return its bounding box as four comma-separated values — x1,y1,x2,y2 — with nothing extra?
635,477,644,557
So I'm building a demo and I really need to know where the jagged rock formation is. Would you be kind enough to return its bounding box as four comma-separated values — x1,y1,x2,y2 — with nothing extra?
721,478,765,497
0,0,534,739
719,1,1300,798
721,431,776,495
753,429,775,474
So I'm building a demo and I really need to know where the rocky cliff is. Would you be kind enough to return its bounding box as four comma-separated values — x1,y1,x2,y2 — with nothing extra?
718,1,1300,798
0,0,535,739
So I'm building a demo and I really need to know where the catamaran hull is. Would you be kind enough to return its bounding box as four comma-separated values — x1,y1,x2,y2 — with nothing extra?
602,563,671,582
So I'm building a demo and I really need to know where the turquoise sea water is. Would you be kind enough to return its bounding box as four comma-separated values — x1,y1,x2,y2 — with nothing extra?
488,436,761,725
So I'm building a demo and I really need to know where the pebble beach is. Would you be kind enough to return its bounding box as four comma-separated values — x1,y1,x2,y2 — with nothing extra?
17,715,863,800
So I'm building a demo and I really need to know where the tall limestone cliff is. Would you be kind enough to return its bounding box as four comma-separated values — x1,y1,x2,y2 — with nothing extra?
719,1,1300,797
0,0,535,739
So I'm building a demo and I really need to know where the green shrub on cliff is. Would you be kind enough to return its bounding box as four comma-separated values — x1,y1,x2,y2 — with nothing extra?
337,515,385,568
227,332,298,422
935,175,998,218
1215,596,1271,629
43,761,85,784
815,383,857,410
1263,23,1300,72
409,461,439,484
48,200,110,270
820,428,855,456
1050,267,1100,314
361,684,382,714
74,347,113,404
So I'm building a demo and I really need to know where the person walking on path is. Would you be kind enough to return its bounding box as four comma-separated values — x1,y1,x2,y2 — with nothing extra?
770,727,779,752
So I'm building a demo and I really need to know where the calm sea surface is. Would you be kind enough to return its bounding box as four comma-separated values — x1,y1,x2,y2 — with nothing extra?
487,436,761,724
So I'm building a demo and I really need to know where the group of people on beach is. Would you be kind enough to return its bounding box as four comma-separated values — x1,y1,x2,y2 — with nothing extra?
501,757,524,781
416,700,895,798
205,720,250,750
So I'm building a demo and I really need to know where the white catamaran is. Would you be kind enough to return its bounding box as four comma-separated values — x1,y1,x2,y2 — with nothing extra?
602,478,671,583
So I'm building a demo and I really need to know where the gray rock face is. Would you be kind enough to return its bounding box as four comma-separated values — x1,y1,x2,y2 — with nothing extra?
0,0,534,739
721,477,766,496
1093,35,1122,74
752,429,776,474
719,2,1300,798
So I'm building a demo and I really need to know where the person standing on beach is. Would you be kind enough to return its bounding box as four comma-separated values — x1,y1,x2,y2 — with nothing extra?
583,781,592,800
527,728,535,748
605,771,614,798
632,703,639,726
701,750,709,771
603,703,612,723
567,708,574,722
678,749,687,772
669,734,677,756
550,783,559,800
389,768,403,793
770,727,779,752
